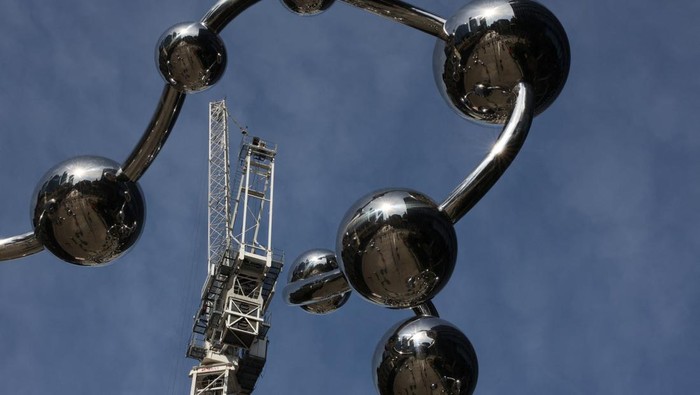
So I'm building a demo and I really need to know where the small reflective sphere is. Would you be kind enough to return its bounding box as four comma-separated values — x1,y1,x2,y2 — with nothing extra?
156,22,226,93
434,0,570,124
374,316,478,395
32,156,146,266
288,249,351,314
337,189,457,309
281,0,335,15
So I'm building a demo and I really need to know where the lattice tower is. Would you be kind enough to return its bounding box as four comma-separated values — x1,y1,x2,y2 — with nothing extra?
187,100,283,395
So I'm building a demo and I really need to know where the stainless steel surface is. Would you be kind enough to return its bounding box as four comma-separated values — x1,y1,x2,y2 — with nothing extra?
120,85,185,182
288,249,340,282
201,0,262,34
32,156,145,266
412,301,439,317
373,316,478,395
0,3,573,392
433,0,569,124
123,0,259,184
156,21,227,93
0,232,44,261
439,81,533,222
337,189,457,308
281,0,335,15
341,0,447,39
284,249,351,314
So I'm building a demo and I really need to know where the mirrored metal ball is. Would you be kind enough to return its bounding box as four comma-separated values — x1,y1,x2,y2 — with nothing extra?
337,189,457,309
156,22,227,93
374,316,478,395
32,156,146,266
287,249,351,314
433,0,570,124
281,0,335,15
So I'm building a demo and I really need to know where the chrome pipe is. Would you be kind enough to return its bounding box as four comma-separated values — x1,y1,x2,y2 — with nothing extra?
283,268,351,306
120,85,185,182
412,301,440,317
340,0,447,40
201,0,262,33
0,232,43,261
121,0,262,182
439,82,534,223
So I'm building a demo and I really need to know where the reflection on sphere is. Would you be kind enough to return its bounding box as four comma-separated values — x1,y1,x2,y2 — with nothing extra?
288,249,350,314
374,316,478,395
433,0,570,124
337,189,457,309
156,22,227,93
281,0,335,15
32,156,145,266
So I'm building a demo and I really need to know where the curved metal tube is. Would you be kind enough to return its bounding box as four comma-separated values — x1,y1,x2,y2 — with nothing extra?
120,85,185,182
340,0,447,40
412,301,439,317
120,0,262,183
0,232,43,261
201,0,262,34
439,82,534,223
283,268,351,306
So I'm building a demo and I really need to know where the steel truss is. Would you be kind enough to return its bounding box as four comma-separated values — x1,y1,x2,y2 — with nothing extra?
188,100,283,395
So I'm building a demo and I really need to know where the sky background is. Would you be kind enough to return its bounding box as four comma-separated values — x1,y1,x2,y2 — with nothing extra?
1,0,699,394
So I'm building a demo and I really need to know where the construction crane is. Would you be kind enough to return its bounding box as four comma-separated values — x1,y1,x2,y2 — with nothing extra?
186,100,283,394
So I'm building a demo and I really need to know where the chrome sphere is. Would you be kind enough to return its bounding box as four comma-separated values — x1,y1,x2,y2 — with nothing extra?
374,316,478,395
433,0,570,124
32,156,146,266
337,189,457,308
156,22,226,93
287,249,351,314
281,0,335,15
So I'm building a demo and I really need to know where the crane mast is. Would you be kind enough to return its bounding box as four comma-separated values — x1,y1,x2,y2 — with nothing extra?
187,100,283,394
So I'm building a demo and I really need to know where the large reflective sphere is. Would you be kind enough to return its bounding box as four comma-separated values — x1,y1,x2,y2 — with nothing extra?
32,156,146,266
288,249,351,314
374,316,478,395
156,22,226,93
337,189,457,308
281,0,335,15
434,0,570,124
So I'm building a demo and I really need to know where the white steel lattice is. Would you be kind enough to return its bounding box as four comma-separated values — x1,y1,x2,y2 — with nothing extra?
186,100,234,362
189,365,239,395
208,100,231,276
221,137,279,351
230,140,276,260
188,100,284,395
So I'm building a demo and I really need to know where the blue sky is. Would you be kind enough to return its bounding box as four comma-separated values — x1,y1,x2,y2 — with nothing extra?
1,0,700,394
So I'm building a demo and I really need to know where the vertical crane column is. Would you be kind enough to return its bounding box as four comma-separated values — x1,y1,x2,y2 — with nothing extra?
188,100,283,395
223,137,279,349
